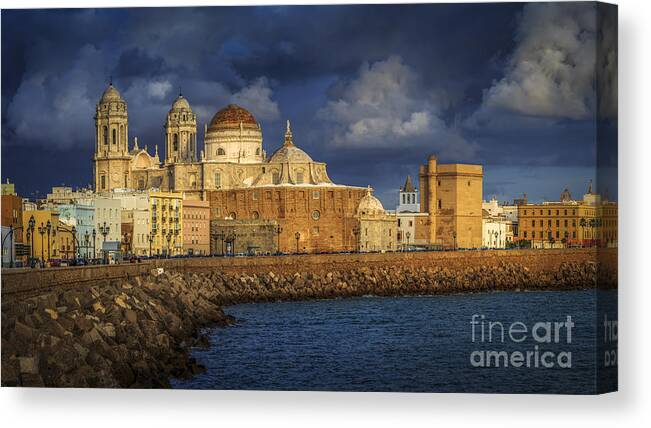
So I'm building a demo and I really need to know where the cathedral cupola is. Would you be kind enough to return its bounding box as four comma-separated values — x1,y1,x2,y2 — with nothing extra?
204,103,264,164
165,91,197,164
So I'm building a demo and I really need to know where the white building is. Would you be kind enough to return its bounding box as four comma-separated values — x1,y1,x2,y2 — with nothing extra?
94,196,122,258
111,189,151,256
482,198,516,249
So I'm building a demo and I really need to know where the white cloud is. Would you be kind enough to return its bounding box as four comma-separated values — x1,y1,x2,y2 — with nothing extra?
231,77,280,121
147,80,172,100
317,56,478,160
478,3,597,120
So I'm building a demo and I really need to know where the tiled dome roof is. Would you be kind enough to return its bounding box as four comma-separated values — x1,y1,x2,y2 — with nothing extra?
209,104,257,129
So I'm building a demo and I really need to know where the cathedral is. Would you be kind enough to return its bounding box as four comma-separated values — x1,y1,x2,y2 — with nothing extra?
93,82,336,200
92,82,398,253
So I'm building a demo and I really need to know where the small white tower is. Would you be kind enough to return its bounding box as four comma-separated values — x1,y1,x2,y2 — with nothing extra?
397,175,419,213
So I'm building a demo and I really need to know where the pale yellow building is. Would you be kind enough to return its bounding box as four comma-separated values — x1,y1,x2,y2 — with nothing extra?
149,191,183,256
356,188,397,252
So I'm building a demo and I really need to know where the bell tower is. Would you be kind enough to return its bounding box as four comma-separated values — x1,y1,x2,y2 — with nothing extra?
165,93,197,164
93,81,131,192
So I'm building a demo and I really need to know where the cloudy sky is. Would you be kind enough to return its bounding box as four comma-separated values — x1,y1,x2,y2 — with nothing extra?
1,3,617,207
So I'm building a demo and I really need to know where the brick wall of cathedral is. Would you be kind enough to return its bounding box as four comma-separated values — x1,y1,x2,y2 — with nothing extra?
207,186,367,253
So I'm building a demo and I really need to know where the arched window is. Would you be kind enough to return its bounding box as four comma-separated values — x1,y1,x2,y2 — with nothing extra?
217,147,226,156
272,171,280,185
103,126,108,145
138,178,145,190
173,134,178,151
215,172,221,188
256,148,260,156
112,128,116,145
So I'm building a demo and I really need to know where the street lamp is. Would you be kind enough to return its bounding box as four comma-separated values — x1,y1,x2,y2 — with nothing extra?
99,222,110,263
28,215,35,268
92,228,97,260
71,226,77,259
84,230,90,259
46,220,52,262
275,225,283,254
37,222,46,267
294,231,301,254
148,233,155,257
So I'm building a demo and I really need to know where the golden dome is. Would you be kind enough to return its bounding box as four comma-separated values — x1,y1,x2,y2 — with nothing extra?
209,104,257,130
100,84,123,103
357,187,385,216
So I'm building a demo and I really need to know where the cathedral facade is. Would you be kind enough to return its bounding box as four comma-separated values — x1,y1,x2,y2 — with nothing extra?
92,83,398,254
94,83,338,200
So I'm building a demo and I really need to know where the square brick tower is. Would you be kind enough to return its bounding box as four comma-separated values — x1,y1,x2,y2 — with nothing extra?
419,155,483,249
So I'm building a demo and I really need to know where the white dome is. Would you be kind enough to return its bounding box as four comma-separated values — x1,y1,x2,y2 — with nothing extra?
357,188,385,216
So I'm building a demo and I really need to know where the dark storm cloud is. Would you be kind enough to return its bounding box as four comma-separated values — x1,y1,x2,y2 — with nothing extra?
1,3,613,206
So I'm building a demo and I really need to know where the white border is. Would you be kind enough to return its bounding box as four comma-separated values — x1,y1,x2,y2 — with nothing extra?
1,1,649,427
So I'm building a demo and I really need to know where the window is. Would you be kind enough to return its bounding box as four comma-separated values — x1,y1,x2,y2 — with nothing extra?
313,190,320,199
103,126,108,145
101,175,106,190
564,219,568,227
296,172,304,184
409,220,413,227
564,209,568,215
438,199,442,209
214,172,221,188
272,172,280,184
532,231,536,238
252,191,258,201
311,210,321,221
217,147,226,156
256,148,260,156
548,220,552,227
112,128,117,145
524,231,528,238
398,219,401,227
252,211,260,220
556,220,560,227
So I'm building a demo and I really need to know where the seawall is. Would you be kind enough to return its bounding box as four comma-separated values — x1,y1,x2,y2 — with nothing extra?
1,248,616,300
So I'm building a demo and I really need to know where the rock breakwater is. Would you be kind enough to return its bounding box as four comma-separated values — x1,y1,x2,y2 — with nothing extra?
1,260,613,387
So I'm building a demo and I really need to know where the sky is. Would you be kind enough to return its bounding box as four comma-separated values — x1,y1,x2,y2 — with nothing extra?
1,3,617,208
